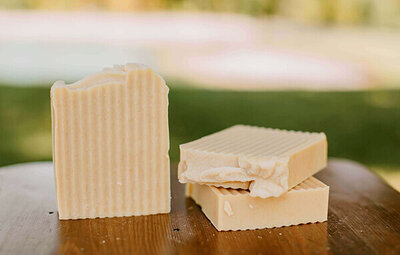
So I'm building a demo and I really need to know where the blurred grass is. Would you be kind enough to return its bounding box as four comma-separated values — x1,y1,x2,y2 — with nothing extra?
0,85,399,174
0,86,52,165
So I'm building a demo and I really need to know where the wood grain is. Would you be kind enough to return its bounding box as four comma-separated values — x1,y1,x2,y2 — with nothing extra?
0,159,399,255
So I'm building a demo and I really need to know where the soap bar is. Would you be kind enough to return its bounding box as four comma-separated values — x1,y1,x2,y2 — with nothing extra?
186,177,329,231
179,125,327,198
51,63,170,219
206,181,250,190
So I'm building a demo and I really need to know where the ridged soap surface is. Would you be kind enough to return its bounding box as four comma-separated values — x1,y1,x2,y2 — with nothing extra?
51,64,170,220
212,176,326,196
187,177,329,231
179,125,327,198
180,125,325,157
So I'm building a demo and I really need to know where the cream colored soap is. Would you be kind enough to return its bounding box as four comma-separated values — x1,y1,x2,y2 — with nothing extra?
187,177,329,231
51,63,170,219
179,125,327,198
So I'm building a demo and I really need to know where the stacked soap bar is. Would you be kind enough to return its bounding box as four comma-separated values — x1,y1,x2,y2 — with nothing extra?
51,63,170,219
186,177,329,231
179,125,329,231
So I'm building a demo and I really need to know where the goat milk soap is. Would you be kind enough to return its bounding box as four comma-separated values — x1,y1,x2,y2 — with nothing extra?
186,177,329,231
179,125,327,198
51,64,170,219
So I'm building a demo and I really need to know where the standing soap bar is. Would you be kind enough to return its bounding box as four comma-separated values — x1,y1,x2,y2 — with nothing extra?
51,63,170,219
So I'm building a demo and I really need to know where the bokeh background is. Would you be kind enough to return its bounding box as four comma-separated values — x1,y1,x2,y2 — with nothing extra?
0,0,399,189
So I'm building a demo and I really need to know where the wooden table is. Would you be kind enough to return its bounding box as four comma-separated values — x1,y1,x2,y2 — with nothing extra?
0,159,399,255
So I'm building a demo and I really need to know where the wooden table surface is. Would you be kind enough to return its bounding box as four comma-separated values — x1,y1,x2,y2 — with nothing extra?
0,159,400,255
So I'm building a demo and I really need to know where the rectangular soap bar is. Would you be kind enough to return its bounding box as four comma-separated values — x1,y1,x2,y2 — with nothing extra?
51,63,170,219
179,125,327,198
187,177,329,231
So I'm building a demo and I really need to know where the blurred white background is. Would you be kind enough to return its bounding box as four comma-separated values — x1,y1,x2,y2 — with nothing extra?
1,11,400,90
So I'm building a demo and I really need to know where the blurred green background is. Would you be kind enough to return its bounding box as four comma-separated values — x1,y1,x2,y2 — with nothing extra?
1,85,399,169
0,0,400,189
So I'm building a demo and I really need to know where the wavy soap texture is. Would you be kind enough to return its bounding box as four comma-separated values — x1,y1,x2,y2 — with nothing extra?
179,125,327,198
51,63,170,219
186,177,329,231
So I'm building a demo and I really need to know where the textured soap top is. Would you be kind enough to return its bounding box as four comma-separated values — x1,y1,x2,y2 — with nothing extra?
179,125,327,198
212,177,327,197
292,176,327,191
180,125,325,157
